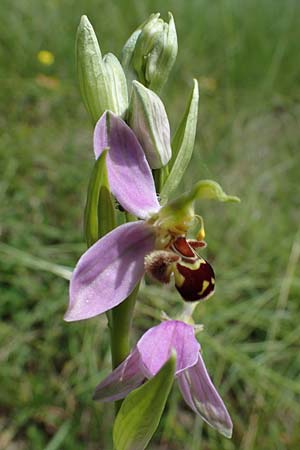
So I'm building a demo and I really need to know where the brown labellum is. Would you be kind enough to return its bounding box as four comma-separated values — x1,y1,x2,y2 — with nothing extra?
171,236,215,302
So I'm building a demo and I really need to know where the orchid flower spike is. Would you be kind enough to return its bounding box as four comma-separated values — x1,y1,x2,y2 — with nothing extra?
64,111,239,321
93,320,233,438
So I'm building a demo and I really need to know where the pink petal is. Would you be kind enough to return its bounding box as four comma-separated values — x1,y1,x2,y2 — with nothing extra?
93,348,145,402
94,111,160,219
65,222,155,321
137,320,200,377
177,353,233,438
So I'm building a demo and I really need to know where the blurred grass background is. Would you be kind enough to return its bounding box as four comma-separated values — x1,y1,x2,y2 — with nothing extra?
1,0,300,449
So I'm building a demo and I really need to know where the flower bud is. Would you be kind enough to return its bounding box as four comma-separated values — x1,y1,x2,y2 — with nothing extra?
103,53,129,117
76,15,128,124
128,80,172,169
121,12,178,92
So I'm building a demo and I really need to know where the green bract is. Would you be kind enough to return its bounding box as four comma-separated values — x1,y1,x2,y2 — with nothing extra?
76,15,128,124
113,352,176,450
84,150,116,247
128,81,172,169
121,12,178,92
160,79,199,204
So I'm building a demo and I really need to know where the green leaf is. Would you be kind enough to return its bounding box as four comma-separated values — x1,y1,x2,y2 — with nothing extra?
97,184,116,238
160,79,199,204
113,352,176,450
84,150,116,246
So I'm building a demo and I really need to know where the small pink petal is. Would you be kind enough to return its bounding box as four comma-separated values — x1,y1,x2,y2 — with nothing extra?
137,320,200,377
65,222,155,321
94,111,160,219
93,348,145,402
177,353,233,438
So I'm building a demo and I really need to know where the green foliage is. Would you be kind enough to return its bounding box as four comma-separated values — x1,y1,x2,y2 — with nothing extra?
160,79,199,204
84,149,116,246
1,0,300,449
113,353,176,450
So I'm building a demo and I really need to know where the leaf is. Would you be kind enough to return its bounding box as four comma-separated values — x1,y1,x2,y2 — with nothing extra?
84,150,116,246
113,352,176,450
0,243,72,280
160,79,199,204
97,184,116,238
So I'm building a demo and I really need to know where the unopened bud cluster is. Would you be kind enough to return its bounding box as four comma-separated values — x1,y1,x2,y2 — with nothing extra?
76,12,198,193
122,13,178,93
76,14,182,169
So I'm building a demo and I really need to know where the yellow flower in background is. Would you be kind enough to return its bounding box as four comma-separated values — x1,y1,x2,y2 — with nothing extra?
37,50,55,66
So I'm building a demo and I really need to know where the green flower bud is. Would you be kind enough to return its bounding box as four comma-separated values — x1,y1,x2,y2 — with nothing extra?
103,53,129,117
76,15,128,124
121,12,178,92
128,80,172,169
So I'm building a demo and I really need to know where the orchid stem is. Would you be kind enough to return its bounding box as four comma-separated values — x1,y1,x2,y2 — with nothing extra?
153,166,169,193
125,211,135,222
110,283,140,413
110,284,139,368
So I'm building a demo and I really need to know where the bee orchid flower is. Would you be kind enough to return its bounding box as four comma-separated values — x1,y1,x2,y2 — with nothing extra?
64,111,238,322
93,320,233,438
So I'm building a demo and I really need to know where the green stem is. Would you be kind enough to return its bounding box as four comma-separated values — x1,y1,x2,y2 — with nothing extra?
109,283,140,413
153,165,169,193
110,284,139,368
125,211,136,222
108,210,138,414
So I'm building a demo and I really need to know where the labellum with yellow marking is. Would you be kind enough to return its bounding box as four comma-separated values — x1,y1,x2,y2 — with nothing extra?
171,237,215,302
145,235,215,302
